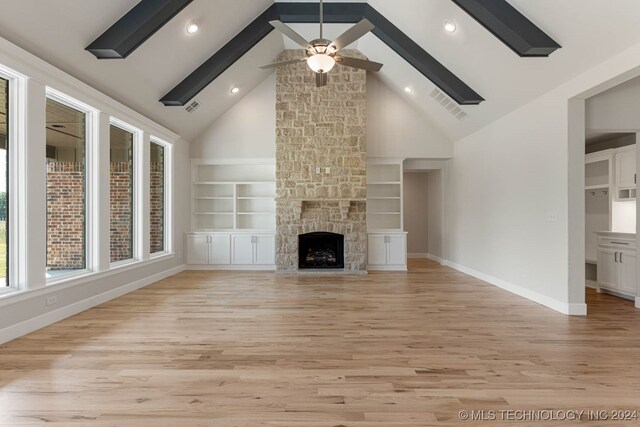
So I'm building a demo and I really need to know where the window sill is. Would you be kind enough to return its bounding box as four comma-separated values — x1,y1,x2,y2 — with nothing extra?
0,253,176,307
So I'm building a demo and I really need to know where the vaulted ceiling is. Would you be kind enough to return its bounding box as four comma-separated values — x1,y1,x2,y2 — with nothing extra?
0,0,639,142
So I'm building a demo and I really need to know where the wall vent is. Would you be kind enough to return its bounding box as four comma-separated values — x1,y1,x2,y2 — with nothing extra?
185,99,200,113
429,88,468,121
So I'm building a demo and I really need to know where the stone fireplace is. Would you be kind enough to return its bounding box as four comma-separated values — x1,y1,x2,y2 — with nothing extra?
275,49,367,274
298,232,344,269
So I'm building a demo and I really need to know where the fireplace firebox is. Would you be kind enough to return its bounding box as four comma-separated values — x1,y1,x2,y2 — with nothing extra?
298,232,344,269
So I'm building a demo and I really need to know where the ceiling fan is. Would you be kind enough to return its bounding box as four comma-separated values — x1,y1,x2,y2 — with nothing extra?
260,0,383,87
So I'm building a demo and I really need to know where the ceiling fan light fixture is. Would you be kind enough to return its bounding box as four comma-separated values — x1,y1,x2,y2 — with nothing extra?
307,54,336,73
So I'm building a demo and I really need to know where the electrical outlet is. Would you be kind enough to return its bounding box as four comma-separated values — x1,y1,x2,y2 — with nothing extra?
325,167,330,174
46,295,57,307
545,212,558,223
315,167,321,174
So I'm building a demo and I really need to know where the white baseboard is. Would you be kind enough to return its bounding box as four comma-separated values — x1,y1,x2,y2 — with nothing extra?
408,253,429,259
444,261,587,316
367,264,408,271
636,297,640,309
585,280,598,289
408,253,444,264
426,253,444,264
185,265,275,271
0,265,185,345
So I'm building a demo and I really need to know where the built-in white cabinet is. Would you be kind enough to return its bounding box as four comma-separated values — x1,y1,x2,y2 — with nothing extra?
616,147,636,189
231,233,275,266
367,232,407,271
596,232,637,298
614,146,637,201
186,233,231,266
186,232,275,270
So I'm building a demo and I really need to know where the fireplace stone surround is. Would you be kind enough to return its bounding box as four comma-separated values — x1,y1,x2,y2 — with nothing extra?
274,49,368,274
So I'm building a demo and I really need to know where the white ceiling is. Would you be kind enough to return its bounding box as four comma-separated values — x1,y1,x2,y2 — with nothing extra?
0,0,639,142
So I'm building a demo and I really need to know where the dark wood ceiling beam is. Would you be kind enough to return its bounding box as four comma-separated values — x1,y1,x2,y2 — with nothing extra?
451,0,561,57
160,2,484,107
160,4,280,106
86,0,194,59
364,6,484,105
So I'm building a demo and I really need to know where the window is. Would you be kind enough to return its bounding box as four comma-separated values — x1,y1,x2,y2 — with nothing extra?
150,141,165,254
0,77,8,286
110,125,134,263
46,97,87,278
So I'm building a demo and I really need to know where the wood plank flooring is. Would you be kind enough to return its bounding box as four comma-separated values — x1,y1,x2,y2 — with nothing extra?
1,259,640,426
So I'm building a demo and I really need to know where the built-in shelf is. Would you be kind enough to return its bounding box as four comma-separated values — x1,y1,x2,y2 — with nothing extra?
192,160,276,231
195,197,234,200
194,212,234,215
585,185,609,191
367,161,403,231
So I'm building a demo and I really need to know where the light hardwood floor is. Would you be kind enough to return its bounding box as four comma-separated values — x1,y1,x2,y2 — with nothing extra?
1,259,640,426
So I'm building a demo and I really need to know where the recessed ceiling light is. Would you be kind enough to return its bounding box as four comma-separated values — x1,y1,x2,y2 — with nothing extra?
230,87,240,94
404,87,413,94
443,20,457,33
186,21,200,34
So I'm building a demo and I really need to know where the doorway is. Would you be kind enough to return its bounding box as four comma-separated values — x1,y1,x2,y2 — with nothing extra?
401,159,447,269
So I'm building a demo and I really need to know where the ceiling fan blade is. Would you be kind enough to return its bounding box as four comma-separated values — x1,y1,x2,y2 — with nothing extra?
259,58,306,70
336,56,383,72
329,19,375,51
316,72,328,87
269,20,312,50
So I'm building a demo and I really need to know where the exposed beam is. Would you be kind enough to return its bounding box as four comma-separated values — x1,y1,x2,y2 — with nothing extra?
160,2,484,106
161,4,279,106
451,0,561,57
364,6,484,105
86,0,194,59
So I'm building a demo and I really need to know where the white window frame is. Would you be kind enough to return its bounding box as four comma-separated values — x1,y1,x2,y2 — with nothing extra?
149,136,172,257
0,63,26,293
45,88,99,285
109,117,143,268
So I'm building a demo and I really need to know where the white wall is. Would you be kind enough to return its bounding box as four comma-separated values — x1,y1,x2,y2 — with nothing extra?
191,71,454,161
190,74,276,159
0,35,189,343
403,173,429,255
427,170,443,258
587,75,640,132
447,38,640,315
367,74,453,159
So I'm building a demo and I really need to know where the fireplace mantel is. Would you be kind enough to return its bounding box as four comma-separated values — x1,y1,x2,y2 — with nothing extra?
278,198,366,220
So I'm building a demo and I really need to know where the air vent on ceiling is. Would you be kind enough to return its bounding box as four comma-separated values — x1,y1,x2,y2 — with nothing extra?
429,88,468,121
185,99,201,113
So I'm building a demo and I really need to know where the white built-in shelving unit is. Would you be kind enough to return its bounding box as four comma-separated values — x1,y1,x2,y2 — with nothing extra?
367,160,403,231
191,159,276,231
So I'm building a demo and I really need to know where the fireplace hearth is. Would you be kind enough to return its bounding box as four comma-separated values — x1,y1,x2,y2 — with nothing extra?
298,232,344,269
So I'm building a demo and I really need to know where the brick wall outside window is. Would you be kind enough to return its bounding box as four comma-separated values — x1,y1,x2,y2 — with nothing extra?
110,161,133,262
150,161,164,254
47,160,85,270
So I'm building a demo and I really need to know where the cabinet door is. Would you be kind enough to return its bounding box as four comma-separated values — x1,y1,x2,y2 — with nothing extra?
186,235,209,265
254,234,275,265
616,149,636,188
231,234,254,265
368,235,388,265
386,234,407,266
619,250,637,295
209,234,231,265
597,248,619,290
